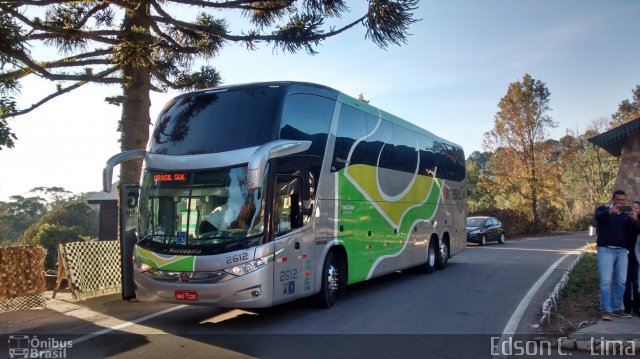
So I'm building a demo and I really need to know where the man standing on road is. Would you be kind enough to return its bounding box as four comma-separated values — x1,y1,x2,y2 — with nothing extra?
594,190,640,321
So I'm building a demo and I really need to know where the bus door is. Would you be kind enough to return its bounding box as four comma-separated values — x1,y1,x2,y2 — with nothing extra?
272,174,313,303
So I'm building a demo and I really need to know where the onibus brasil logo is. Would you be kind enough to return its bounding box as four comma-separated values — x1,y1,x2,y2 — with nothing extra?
8,335,72,358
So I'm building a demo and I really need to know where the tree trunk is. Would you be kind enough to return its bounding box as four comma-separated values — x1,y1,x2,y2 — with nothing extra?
119,2,152,185
531,190,540,231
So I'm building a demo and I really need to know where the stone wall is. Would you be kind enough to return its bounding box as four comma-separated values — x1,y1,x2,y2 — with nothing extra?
614,134,640,201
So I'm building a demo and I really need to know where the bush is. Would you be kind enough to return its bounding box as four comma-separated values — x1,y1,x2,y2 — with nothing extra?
19,200,98,270
23,223,88,269
568,215,596,231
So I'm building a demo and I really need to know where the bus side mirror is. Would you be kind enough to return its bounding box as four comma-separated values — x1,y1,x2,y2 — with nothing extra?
247,140,311,190
103,150,147,192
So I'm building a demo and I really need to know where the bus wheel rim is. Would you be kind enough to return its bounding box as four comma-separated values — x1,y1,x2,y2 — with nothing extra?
327,264,339,294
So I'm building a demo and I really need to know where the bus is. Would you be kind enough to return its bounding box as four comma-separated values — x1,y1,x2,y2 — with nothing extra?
103,81,466,308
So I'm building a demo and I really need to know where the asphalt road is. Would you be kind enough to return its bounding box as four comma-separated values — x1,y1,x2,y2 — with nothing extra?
1,233,595,359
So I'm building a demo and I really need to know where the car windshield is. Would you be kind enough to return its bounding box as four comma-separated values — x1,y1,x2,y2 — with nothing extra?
467,217,486,227
138,166,266,250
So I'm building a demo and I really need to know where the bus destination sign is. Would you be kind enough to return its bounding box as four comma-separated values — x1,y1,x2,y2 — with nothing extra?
153,173,188,182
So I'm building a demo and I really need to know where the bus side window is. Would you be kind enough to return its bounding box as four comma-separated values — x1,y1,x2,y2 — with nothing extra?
273,175,303,236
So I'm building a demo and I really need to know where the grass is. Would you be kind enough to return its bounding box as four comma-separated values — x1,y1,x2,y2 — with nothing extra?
560,252,599,298
540,251,601,334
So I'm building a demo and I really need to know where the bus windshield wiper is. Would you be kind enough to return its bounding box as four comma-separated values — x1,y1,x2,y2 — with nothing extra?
141,234,181,244
194,232,249,249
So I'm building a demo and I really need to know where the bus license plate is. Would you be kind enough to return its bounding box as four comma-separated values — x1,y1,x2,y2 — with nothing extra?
175,290,198,301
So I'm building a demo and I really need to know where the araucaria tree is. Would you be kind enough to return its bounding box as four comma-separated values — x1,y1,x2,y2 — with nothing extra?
0,0,418,183
483,74,559,230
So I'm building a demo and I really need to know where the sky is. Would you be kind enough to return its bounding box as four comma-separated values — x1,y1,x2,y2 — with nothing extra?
1,0,639,200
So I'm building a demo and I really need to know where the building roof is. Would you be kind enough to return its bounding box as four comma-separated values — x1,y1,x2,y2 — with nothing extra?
87,182,118,203
588,117,640,156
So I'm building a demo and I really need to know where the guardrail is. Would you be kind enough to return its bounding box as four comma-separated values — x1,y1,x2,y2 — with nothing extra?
539,244,589,323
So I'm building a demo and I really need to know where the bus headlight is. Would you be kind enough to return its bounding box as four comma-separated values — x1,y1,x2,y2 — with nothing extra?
133,259,153,272
224,254,273,277
135,253,274,283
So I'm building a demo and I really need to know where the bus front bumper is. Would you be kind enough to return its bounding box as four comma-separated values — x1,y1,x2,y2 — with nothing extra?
133,263,275,308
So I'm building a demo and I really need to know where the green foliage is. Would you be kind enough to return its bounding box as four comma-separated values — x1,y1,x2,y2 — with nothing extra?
174,66,222,91
23,223,86,269
468,81,629,235
610,85,640,128
0,187,96,269
560,252,598,298
1,0,419,186
483,74,559,230
466,151,496,214
559,119,619,229
0,95,18,149
0,194,48,243
1,0,418,119
19,199,98,270
0,112,17,149
365,0,419,48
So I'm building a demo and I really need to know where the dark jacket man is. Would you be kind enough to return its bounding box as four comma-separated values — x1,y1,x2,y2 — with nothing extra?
594,205,638,248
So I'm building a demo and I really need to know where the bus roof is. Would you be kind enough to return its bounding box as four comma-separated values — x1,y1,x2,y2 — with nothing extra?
178,81,462,151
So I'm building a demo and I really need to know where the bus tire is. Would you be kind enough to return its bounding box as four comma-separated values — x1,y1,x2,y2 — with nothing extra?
423,239,437,274
436,238,448,270
317,251,340,308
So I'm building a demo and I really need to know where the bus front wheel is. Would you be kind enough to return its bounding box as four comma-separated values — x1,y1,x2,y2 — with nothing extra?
317,251,341,308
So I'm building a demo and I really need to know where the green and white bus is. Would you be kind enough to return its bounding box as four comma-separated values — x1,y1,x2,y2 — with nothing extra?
104,81,466,308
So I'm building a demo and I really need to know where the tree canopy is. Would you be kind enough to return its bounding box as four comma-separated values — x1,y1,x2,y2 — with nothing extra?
0,186,80,245
610,84,640,128
483,74,559,230
0,0,419,188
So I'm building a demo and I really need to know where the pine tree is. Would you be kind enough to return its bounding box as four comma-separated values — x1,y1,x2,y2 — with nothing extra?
0,0,418,184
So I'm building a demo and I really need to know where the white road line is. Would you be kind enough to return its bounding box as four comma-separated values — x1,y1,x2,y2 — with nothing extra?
72,304,187,345
37,303,187,355
493,252,574,357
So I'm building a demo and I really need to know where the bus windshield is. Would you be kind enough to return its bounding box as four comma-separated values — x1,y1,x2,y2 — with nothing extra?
138,166,266,250
149,87,284,155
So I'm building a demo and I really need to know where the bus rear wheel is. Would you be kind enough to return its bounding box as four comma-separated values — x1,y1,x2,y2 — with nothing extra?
436,239,449,270
423,239,437,274
317,251,341,308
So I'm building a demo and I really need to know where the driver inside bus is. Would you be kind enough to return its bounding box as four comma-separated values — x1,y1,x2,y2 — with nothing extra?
198,196,256,234
199,201,240,234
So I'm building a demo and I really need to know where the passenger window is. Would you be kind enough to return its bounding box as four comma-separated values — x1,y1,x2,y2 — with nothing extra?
364,118,393,169
417,135,437,177
280,94,334,157
332,105,368,172
393,125,418,173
